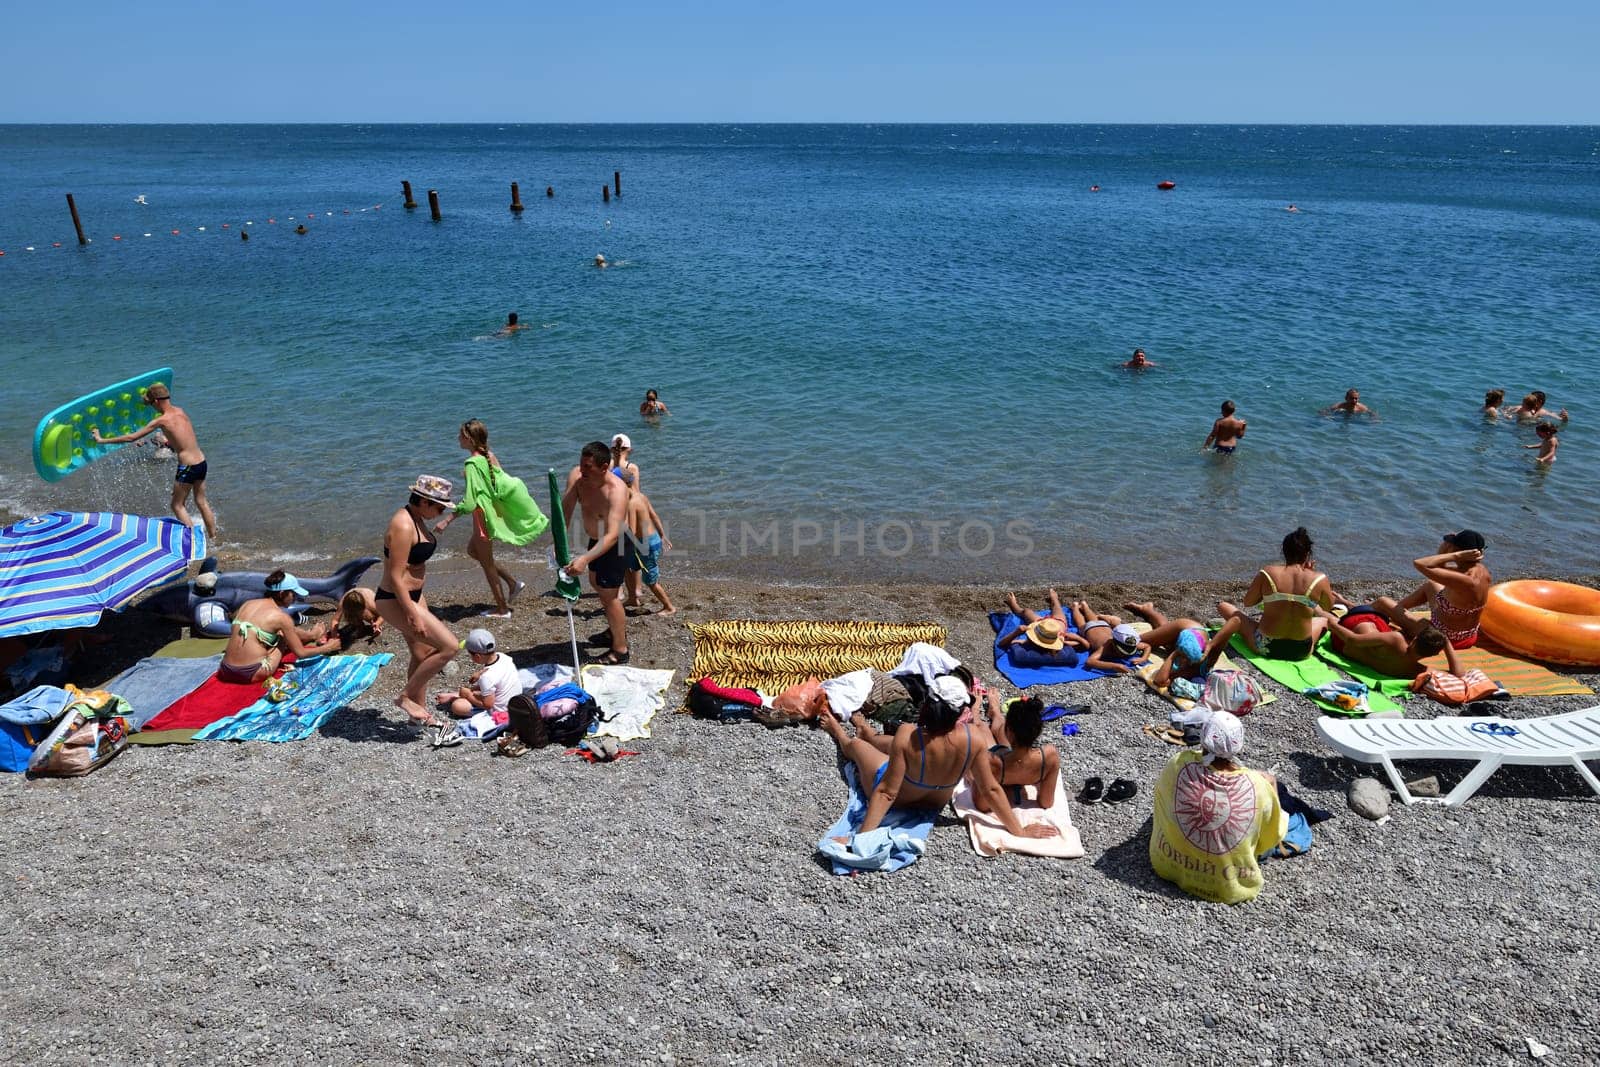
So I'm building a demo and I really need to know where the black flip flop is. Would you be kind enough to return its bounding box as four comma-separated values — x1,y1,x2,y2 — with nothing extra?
594,649,631,665
1105,778,1138,803
1078,776,1105,804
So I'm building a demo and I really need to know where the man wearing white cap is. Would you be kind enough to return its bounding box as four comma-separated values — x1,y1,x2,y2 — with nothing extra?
1149,711,1287,905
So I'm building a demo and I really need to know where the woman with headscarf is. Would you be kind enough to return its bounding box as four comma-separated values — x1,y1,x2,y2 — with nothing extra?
1149,711,1287,905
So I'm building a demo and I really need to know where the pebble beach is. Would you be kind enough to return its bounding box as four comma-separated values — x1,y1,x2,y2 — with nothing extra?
4,562,1598,1064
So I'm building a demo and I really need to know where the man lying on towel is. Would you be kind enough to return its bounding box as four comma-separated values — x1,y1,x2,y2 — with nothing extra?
1318,604,1451,678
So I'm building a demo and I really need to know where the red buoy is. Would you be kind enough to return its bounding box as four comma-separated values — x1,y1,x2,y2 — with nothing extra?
1157,181,1176,190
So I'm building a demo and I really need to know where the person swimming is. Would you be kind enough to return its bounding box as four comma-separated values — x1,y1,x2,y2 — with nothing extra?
1324,388,1372,416
1524,422,1559,465
594,253,608,268
1481,388,1505,419
497,312,525,336
1123,348,1158,369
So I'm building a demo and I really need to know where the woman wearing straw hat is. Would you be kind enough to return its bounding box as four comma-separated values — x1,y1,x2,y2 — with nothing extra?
375,475,461,728
997,589,1090,667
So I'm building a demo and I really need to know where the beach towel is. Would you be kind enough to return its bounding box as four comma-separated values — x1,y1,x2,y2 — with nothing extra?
1228,634,1403,715
688,620,946,695
1400,609,1591,696
1135,652,1276,713
153,636,230,659
987,611,1109,688
951,769,1085,859
192,654,392,742
579,663,674,742
134,669,280,741
101,654,223,729
816,761,937,875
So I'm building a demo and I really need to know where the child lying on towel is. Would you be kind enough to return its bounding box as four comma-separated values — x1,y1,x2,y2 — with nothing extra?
1318,604,1449,678
997,590,1088,667
1124,601,1238,696
1068,598,1151,674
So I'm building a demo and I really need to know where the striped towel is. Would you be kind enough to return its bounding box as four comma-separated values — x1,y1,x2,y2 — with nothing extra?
687,619,946,694
1405,610,1591,697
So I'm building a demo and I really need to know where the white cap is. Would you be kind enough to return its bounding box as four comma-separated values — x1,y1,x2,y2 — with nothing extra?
1200,711,1245,764
612,433,632,450
930,675,970,708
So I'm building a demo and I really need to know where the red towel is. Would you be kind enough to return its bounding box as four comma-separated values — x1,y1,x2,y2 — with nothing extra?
141,658,292,732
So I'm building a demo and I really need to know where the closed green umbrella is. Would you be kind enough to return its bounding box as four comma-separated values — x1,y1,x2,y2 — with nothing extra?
548,469,582,674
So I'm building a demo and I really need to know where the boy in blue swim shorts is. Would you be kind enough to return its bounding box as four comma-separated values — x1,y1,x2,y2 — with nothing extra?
622,474,676,616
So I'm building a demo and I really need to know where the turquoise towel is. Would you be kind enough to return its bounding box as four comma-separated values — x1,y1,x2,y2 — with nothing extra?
817,762,937,874
193,654,392,742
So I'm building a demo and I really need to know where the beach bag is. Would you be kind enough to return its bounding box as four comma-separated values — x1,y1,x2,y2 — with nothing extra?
0,685,74,773
756,677,826,727
1412,668,1502,706
1200,669,1262,717
508,693,597,749
688,678,763,720
27,691,132,778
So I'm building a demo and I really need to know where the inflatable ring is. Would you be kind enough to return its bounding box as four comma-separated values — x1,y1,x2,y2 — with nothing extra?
1480,580,1600,667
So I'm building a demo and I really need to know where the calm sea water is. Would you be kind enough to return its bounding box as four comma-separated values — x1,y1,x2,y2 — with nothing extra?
1,124,1597,584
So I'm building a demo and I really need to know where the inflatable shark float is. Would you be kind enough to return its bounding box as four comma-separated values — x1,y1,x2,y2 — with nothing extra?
142,557,380,638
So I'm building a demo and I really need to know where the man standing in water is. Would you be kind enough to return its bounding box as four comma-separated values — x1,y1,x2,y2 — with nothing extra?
91,384,218,541
563,441,631,663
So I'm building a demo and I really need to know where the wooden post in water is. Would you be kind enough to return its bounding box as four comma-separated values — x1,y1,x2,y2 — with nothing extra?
510,182,524,213
614,171,621,197
428,189,442,221
602,184,610,203
402,181,418,209
66,193,87,245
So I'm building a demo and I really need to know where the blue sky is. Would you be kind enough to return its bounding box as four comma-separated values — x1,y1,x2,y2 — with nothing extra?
1,1,1594,123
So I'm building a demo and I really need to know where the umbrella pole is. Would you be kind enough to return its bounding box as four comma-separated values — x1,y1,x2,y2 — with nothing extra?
565,598,581,677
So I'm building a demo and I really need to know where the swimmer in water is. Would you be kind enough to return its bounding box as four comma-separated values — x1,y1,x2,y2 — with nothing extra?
496,312,525,336
1122,348,1157,369
1324,389,1373,416
1286,204,1300,213
1504,390,1568,422
294,224,308,235
594,254,608,268
640,389,669,417
1481,388,1505,420
1204,400,1247,455
1089,184,1101,192
1524,422,1559,465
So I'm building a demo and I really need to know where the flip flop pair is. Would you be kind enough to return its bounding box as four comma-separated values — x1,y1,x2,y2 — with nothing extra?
1079,776,1137,804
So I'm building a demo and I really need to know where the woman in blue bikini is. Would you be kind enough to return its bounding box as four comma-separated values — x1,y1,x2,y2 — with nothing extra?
1217,527,1335,661
815,676,1057,841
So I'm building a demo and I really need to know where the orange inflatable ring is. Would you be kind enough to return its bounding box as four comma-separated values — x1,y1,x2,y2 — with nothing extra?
1480,580,1600,667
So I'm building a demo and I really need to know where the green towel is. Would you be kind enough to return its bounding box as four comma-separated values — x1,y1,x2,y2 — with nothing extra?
456,455,549,547
1228,635,1402,714
1313,637,1417,700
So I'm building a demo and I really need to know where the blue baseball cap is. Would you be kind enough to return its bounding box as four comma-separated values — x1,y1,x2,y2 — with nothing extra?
266,573,310,597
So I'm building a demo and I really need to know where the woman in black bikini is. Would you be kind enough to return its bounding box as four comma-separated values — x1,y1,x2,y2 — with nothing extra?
977,694,1060,813
375,476,461,727
815,675,1057,842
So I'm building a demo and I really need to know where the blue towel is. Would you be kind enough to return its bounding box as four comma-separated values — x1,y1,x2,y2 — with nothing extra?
988,611,1115,689
193,654,392,742
102,654,223,729
534,682,590,708
0,685,73,773
1261,812,1314,860
816,762,937,875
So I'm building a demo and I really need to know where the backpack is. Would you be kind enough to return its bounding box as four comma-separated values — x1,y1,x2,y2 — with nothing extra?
507,692,599,749
1200,669,1262,717
687,678,763,721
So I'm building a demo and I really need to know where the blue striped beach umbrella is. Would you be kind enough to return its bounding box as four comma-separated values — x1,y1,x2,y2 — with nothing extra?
0,511,205,639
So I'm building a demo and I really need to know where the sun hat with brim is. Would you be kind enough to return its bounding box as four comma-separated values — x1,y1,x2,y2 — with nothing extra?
1025,618,1066,651
409,475,454,506
1111,624,1142,655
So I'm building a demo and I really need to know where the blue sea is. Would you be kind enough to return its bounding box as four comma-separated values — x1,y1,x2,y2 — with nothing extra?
1,124,1597,584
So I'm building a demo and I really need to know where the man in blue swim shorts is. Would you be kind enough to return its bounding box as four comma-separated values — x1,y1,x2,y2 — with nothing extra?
91,383,218,541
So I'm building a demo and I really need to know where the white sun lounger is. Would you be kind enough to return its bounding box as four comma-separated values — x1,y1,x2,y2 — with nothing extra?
1316,706,1600,807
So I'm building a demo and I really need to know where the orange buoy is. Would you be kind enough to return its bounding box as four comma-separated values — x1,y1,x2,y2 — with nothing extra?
1157,181,1176,190
1481,580,1600,666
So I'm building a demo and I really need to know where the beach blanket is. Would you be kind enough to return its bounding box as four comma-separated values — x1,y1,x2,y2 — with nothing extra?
133,670,279,741
101,654,222,729
951,770,1084,859
192,654,392,742
987,611,1111,688
1135,651,1275,712
153,636,230,659
817,762,937,874
578,663,674,743
1228,635,1402,715
688,620,946,694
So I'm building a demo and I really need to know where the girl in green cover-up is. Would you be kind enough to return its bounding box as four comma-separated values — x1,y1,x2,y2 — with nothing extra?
435,420,550,618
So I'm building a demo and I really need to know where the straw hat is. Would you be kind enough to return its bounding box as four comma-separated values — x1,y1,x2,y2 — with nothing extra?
409,475,454,506
1025,618,1066,651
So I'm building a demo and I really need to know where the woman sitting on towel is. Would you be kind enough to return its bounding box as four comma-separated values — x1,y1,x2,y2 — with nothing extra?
974,694,1059,812
816,676,1058,841
1217,527,1335,662
218,570,342,684
997,589,1089,666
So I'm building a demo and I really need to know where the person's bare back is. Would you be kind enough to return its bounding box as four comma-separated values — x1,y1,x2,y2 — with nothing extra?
154,405,204,465
627,490,658,541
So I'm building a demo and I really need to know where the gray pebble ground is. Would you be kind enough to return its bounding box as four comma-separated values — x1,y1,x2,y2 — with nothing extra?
2,570,1596,1065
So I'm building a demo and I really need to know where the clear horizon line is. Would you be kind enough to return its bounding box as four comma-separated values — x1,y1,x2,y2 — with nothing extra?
1,120,1597,128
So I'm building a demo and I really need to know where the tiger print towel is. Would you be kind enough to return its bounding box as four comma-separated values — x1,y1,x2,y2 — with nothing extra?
687,620,948,695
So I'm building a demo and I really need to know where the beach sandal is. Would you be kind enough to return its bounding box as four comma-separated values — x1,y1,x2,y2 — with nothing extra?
495,735,531,758
1142,723,1186,746
1041,704,1090,723
1105,778,1138,803
1078,776,1105,804
508,579,527,604
595,649,631,666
